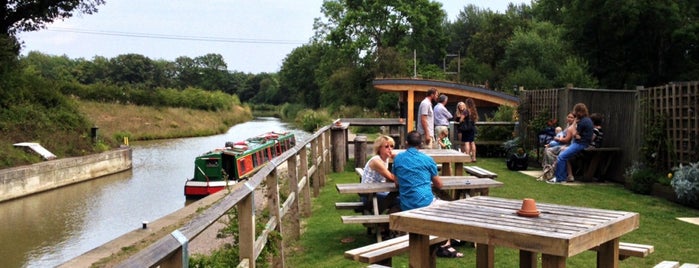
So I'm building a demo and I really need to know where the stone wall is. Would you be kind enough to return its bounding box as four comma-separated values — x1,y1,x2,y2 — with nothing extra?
0,147,132,202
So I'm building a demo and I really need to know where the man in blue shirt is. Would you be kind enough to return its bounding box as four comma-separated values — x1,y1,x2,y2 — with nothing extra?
392,131,443,210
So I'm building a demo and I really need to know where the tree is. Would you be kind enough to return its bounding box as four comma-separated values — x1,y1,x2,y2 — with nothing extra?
315,0,448,71
108,54,156,86
279,43,324,108
535,0,699,88
0,0,104,70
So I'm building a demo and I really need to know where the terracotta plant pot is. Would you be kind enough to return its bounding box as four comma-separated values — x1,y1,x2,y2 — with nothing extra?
517,198,540,217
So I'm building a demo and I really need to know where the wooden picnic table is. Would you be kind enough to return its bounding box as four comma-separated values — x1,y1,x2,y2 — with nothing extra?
389,196,640,268
336,177,501,241
391,149,471,176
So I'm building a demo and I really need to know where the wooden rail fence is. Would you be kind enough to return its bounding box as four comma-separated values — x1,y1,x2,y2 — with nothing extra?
116,125,334,268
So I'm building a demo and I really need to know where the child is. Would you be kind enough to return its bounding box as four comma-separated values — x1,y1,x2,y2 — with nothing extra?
437,128,452,149
546,126,565,148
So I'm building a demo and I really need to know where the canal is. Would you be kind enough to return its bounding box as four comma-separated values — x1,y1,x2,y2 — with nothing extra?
0,117,303,268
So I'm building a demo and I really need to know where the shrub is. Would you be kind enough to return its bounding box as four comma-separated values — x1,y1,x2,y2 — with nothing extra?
295,109,331,132
628,166,659,195
670,162,699,207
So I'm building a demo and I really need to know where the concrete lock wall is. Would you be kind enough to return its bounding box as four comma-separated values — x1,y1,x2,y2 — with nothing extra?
0,147,133,203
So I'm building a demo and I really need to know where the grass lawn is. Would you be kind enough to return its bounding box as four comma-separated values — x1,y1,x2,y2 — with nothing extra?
287,157,699,267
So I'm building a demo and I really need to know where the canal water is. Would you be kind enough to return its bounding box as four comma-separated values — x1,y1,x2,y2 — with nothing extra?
0,117,303,268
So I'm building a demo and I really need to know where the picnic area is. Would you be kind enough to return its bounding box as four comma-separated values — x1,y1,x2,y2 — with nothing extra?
287,158,699,267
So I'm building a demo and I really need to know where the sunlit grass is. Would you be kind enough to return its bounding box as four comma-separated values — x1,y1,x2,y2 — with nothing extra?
77,100,252,142
287,158,699,267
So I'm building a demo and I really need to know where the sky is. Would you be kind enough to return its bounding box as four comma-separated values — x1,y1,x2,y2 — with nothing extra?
18,0,527,74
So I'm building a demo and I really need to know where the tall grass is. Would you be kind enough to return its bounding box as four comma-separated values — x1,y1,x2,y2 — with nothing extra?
76,100,252,142
287,158,699,267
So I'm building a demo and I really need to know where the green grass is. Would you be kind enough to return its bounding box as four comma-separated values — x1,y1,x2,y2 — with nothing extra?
287,158,699,267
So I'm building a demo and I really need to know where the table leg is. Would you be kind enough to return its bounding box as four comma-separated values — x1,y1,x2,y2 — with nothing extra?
408,233,434,268
371,194,382,242
596,238,619,268
519,250,537,268
455,162,464,176
541,254,565,268
442,162,452,176
476,243,494,268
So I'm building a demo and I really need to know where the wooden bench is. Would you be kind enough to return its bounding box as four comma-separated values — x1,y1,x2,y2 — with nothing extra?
345,234,447,266
654,261,699,268
340,214,390,224
570,147,621,181
463,166,498,179
335,201,366,210
590,242,654,260
439,176,503,199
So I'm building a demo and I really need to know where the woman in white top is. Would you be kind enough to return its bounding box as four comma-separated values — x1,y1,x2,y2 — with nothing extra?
361,135,399,213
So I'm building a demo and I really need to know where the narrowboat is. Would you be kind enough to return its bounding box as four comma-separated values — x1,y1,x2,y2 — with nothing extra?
184,131,296,197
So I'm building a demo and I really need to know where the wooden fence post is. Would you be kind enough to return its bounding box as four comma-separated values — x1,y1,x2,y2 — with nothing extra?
311,139,320,197
331,123,348,172
267,168,285,267
286,153,301,240
299,144,312,216
354,135,367,168
238,191,255,268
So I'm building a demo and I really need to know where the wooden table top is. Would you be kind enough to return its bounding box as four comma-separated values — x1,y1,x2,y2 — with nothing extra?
391,149,471,163
390,196,639,257
336,177,500,194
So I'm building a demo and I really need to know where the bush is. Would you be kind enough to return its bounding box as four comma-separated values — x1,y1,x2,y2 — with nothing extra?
670,162,699,207
295,109,332,132
628,167,659,195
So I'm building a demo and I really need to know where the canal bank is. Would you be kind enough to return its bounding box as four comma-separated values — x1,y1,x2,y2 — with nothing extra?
0,147,132,203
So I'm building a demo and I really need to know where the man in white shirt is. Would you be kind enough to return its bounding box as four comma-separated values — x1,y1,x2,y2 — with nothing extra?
417,88,438,149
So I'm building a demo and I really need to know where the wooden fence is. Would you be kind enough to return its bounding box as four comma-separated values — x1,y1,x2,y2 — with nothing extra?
638,82,699,168
116,125,334,268
520,82,699,178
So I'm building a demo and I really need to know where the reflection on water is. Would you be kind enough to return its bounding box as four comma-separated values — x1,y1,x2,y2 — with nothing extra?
0,117,301,268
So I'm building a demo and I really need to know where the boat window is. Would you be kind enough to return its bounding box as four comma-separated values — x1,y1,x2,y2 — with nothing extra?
206,159,218,167
238,159,246,174
252,152,259,167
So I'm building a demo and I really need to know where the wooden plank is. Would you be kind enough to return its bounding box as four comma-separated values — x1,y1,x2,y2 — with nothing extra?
335,202,365,210
464,166,498,178
336,182,396,194
654,261,680,268
439,177,503,190
590,242,654,259
341,215,390,224
680,264,699,268
358,236,447,263
345,235,410,260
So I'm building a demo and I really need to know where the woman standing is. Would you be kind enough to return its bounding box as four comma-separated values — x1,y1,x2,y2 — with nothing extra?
455,99,479,162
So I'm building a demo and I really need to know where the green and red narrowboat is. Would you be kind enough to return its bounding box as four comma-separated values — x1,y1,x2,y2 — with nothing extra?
184,131,296,197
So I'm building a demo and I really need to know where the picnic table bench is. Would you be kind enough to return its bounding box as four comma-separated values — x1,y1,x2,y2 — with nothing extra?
344,234,447,266
346,238,652,267
463,166,498,179
571,147,621,181
336,177,502,241
654,261,699,268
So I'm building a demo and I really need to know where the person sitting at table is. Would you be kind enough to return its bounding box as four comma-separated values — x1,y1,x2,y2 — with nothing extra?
437,127,452,149
393,131,463,258
360,135,400,214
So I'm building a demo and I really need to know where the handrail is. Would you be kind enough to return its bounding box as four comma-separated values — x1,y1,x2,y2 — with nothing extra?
116,125,333,267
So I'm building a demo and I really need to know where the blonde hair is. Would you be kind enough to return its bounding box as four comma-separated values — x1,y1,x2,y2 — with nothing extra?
439,127,449,136
372,135,395,155
455,102,466,118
